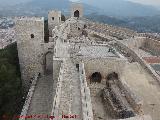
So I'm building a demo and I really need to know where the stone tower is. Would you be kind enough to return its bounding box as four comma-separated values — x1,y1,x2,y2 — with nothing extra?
48,10,61,36
15,17,44,90
71,3,83,18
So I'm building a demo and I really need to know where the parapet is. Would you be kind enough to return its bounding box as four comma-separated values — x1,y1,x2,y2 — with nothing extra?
15,16,44,22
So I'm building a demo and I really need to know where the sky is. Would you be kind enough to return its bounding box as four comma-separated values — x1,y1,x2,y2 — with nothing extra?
128,0,160,6
0,0,160,7
70,0,160,6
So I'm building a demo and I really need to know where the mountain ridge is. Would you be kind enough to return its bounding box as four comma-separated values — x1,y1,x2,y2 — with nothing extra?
0,0,160,17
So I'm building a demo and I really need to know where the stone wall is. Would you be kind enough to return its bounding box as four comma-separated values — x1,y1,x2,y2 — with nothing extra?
71,3,83,18
19,73,39,120
86,20,137,40
15,17,44,90
122,37,145,49
117,80,143,115
50,60,63,118
118,115,152,120
79,62,93,120
48,11,61,36
142,38,160,55
69,20,85,37
116,40,160,84
83,58,127,83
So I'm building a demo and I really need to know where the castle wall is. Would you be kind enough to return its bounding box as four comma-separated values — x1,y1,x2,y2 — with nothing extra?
19,74,39,119
83,58,127,83
48,11,61,36
71,3,83,18
69,20,85,37
122,37,145,49
143,38,160,55
50,60,64,117
15,17,44,90
115,40,160,84
79,62,93,120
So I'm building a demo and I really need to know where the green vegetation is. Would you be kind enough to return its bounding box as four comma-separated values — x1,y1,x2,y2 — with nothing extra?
0,43,23,120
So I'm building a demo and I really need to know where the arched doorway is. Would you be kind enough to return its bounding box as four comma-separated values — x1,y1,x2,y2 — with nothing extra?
44,52,53,74
106,72,119,87
106,72,119,81
74,10,80,17
90,72,102,83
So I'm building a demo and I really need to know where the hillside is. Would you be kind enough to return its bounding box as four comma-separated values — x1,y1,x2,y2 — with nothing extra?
0,0,160,17
86,14,160,33
81,0,160,17
0,43,23,120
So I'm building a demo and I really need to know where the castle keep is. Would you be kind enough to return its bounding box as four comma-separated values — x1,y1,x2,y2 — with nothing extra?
15,3,160,120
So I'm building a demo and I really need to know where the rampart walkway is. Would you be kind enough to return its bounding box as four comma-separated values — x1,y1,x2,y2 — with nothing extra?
26,73,54,119
58,59,82,119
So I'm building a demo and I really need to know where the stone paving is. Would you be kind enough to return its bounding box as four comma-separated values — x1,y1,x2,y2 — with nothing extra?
79,46,117,58
26,73,54,119
58,59,82,119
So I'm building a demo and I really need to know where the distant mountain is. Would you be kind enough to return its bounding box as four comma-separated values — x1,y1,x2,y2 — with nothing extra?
0,0,99,17
86,13,160,33
26,0,99,15
0,0,159,17
1,0,160,33
86,13,127,24
81,0,160,17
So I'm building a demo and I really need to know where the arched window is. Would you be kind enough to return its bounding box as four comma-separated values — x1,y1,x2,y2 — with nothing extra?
31,34,34,38
52,17,54,20
74,10,80,17
90,72,102,83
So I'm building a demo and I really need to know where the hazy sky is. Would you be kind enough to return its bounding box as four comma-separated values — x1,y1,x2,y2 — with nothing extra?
128,0,160,6
1,0,160,7
70,0,160,6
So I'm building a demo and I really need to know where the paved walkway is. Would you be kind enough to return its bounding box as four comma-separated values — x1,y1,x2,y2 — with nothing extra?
26,73,54,119
58,59,82,119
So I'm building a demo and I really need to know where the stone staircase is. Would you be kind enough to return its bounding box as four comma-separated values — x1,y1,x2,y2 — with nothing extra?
26,73,54,119
58,59,82,119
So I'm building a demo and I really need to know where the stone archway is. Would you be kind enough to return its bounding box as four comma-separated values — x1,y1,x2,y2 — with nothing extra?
106,72,119,87
44,52,53,74
106,72,119,81
74,10,80,17
90,72,102,83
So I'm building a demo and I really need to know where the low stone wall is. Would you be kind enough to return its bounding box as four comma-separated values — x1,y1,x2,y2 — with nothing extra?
19,73,39,120
116,40,160,84
83,58,126,83
118,80,143,115
50,61,63,119
118,115,152,120
143,38,160,55
79,62,93,120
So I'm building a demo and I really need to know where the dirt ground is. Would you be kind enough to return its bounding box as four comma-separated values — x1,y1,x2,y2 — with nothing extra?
122,62,160,120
